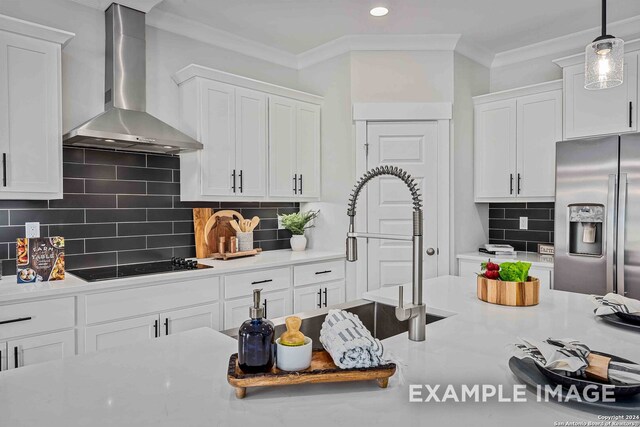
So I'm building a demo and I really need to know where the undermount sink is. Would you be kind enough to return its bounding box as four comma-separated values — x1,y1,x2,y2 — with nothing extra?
222,300,445,347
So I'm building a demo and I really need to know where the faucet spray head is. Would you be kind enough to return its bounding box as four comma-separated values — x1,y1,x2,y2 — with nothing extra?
346,236,358,262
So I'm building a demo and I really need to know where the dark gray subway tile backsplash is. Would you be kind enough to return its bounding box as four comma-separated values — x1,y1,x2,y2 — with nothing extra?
488,202,554,252
0,147,298,275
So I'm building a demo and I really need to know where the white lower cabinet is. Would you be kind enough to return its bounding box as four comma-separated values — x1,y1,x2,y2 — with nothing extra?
293,280,345,313
224,289,291,330
2,330,75,370
163,303,220,336
85,315,158,353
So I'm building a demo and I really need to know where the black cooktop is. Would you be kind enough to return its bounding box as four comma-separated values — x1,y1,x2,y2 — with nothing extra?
69,258,213,282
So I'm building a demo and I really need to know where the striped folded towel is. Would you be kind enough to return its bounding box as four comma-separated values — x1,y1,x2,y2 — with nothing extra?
590,293,640,317
319,309,384,369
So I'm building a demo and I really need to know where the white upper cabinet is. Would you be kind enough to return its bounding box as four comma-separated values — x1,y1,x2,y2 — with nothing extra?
516,90,563,198
562,52,638,139
474,81,562,202
174,65,322,202
268,96,321,199
0,16,73,200
474,99,516,200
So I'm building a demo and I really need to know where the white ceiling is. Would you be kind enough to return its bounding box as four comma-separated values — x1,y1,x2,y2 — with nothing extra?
154,0,640,55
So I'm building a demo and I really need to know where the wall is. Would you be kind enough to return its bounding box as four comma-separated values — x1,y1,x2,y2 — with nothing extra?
350,51,454,102
0,148,297,275
0,0,302,134
490,54,562,92
488,202,554,252
452,53,490,270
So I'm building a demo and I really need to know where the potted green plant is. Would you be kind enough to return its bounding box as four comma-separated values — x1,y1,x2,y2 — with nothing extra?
279,210,319,251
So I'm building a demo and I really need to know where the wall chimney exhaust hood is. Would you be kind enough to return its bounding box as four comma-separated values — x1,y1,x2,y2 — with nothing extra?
63,3,202,154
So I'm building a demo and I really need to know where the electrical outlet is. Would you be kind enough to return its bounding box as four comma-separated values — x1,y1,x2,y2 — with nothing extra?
25,222,40,238
519,217,528,230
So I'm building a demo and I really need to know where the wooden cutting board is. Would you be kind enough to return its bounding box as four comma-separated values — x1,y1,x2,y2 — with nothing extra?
193,208,213,258
203,210,244,255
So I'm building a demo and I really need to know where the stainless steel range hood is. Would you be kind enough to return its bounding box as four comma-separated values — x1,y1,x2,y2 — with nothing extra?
63,3,202,154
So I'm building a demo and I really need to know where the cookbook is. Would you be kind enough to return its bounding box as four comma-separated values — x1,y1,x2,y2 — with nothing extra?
16,237,65,283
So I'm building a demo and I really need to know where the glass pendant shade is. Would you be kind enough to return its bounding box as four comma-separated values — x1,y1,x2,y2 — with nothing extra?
584,37,624,90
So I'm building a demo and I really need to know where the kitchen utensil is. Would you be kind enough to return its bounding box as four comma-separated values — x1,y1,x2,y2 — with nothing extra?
276,337,313,371
229,220,242,233
236,231,253,252
280,316,305,346
193,208,213,258
509,357,640,411
477,275,540,306
227,349,396,399
249,216,260,232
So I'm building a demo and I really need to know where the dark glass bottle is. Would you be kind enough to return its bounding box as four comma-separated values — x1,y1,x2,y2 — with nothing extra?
238,288,275,373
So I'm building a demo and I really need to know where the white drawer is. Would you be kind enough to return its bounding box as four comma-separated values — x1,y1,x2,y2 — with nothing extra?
294,260,345,287
0,297,75,340
224,267,290,300
86,276,220,324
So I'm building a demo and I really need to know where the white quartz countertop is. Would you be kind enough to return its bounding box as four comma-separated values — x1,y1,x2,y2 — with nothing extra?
1,276,638,426
0,249,344,304
457,251,555,268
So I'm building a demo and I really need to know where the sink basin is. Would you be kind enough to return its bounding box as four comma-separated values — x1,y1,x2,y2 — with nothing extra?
222,300,445,347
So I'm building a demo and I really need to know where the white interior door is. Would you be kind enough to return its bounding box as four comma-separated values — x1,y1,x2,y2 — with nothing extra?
366,121,440,289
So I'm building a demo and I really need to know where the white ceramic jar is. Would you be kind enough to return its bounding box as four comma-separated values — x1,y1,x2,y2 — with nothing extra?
275,337,313,371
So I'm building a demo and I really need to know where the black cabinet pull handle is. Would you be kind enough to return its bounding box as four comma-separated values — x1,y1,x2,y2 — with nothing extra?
0,316,32,325
153,319,159,338
14,346,18,369
2,153,6,187
251,279,273,285
239,170,243,193
293,174,298,194
509,174,514,195
317,289,322,308
231,169,236,193
630,101,634,128
263,299,268,318
0,349,2,371
299,174,303,195
517,173,521,195
323,287,328,307
164,318,169,336
315,270,332,275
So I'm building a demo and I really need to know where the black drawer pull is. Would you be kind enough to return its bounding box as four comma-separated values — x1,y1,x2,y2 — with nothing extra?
164,318,169,336
0,349,2,371
299,174,303,194
14,346,18,369
2,153,6,187
630,101,634,128
317,289,322,308
251,279,273,285
323,287,328,307
293,174,298,194
315,270,332,275
153,319,159,338
0,316,32,325
263,299,268,318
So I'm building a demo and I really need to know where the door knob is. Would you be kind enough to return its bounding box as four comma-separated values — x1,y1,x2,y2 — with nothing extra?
426,248,436,256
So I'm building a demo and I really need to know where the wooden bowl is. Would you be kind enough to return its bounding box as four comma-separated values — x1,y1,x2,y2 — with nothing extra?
477,276,539,306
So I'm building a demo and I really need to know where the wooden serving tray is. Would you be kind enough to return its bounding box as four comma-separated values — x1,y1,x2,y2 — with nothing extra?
227,350,396,398
477,276,540,306
211,248,262,260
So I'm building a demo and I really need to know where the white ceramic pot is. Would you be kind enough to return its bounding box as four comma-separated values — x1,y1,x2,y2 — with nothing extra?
290,234,307,251
276,337,312,371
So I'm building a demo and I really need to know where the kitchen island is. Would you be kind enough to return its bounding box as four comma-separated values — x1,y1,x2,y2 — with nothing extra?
1,276,638,426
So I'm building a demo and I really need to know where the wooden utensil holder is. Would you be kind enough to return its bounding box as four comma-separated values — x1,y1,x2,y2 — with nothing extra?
477,276,540,306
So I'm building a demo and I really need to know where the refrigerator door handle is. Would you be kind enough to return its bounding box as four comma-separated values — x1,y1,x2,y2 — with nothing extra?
617,173,628,296
606,174,617,294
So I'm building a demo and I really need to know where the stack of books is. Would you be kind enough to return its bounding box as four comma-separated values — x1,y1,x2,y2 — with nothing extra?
479,244,516,256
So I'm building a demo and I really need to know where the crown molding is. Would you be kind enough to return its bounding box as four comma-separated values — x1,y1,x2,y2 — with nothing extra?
297,34,461,68
0,14,75,46
146,9,299,69
68,0,163,13
473,79,562,104
492,14,640,68
454,37,494,68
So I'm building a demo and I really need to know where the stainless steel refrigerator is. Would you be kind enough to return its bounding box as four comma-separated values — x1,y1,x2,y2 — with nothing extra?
555,133,640,299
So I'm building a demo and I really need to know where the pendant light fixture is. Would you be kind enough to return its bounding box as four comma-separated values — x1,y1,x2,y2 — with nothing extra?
585,0,624,90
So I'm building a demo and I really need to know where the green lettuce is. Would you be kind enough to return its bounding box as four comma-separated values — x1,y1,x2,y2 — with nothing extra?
498,261,532,282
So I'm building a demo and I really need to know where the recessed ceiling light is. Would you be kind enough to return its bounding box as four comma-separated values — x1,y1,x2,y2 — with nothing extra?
104,139,115,142
370,7,388,17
